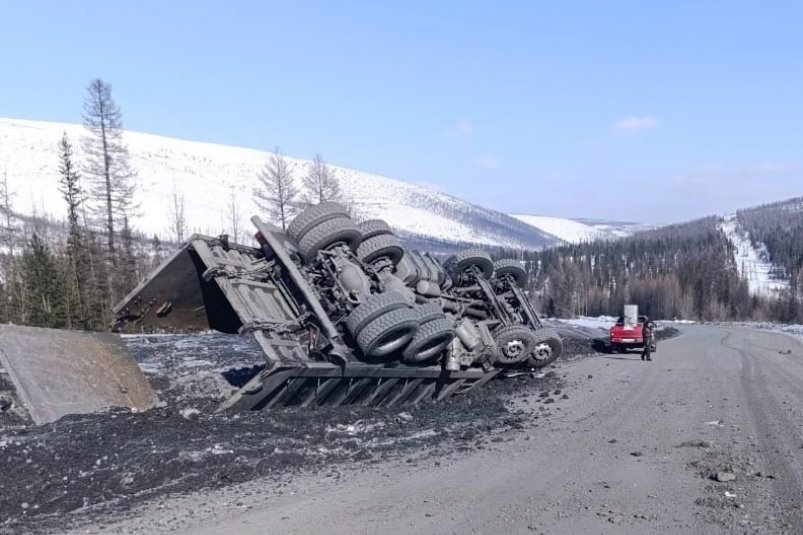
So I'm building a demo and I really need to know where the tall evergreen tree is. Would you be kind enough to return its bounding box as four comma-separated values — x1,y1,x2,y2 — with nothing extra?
21,233,67,328
57,132,90,328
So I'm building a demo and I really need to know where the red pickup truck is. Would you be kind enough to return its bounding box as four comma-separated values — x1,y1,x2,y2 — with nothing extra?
609,315,657,353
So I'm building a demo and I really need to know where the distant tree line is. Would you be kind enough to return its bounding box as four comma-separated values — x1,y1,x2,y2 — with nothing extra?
495,215,802,323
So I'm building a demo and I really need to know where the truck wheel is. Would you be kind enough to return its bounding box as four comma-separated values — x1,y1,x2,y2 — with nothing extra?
403,317,455,365
494,325,538,365
410,302,444,323
356,307,419,362
297,217,362,263
288,201,350,243
356,234,405,266
526,328,563,368
493,259,527,287
448,248,494,281
358,219,394,240
345,291,409,336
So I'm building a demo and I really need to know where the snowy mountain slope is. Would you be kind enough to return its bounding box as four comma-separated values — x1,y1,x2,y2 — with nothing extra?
573,218,657,239
510,214,606,243
0,118,558,250
720,214,788,296
511,214,655,243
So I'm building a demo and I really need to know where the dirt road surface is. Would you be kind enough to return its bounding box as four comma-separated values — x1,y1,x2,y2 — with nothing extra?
63,325,803,534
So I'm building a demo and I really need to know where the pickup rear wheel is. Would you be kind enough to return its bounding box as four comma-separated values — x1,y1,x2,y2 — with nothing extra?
296,217,362,263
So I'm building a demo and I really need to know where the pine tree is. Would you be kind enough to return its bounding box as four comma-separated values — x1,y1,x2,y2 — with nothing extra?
119,215,138,295
254,147,299,230
57,132,91,328
21,233,67,328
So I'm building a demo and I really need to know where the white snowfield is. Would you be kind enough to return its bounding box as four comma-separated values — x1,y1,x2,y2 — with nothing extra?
0,118,556,249
719,214,788,296
510,214,654,244
510,214,606,243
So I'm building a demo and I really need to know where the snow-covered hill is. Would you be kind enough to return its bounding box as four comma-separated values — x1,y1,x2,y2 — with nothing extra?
511,214,655,244
0,118,560,251
720,214,788,296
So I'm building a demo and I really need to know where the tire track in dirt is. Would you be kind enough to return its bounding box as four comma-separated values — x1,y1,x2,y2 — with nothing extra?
722,330,803,533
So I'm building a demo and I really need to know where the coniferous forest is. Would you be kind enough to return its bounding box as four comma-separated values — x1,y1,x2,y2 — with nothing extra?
509,202,803,323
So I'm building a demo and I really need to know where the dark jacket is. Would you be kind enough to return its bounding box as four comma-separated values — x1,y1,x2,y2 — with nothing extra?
642,322,654,342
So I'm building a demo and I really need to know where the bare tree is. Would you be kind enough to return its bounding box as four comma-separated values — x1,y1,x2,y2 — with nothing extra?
82,78,137,263
168,183,186,243
302,153,341,205
254,147,299,230
225,189,242,243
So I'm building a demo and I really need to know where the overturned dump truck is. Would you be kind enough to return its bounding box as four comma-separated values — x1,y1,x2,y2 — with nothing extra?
113,202,563,410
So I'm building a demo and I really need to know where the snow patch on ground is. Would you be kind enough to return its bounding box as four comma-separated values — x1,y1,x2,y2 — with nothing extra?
558,316,618,330
720,214,788,296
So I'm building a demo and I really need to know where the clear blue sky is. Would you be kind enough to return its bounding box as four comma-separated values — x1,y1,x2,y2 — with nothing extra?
1,1,801,223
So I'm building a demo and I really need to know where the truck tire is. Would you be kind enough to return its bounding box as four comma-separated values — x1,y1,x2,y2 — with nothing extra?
356,307,419,362
356,234,404,266
526,328,563,368
493,259,527,287
297,217,362,263
447,248,494,281
403,317,455,364
288,202,350,243
358,219,394,240
411,302,444,324
345,291,409,336
494,325,538,365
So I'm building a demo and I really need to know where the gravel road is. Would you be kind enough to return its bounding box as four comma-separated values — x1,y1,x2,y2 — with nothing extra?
66,325,803,535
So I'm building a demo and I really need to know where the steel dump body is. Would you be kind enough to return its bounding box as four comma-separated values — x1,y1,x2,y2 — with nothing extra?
0,325,157,424
114,210,560,410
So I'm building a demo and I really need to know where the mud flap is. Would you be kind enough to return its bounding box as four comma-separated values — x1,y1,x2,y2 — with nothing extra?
0,325,157,424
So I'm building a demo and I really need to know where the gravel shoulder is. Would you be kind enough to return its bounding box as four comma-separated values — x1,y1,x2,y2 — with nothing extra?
68,325,803,535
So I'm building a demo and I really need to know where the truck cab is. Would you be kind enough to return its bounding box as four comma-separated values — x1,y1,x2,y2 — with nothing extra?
609,315,657,353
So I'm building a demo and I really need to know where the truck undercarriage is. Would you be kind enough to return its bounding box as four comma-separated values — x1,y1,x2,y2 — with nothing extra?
112,203,563,410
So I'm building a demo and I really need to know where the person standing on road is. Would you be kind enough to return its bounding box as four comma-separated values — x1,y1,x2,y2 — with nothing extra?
641,319,654,361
